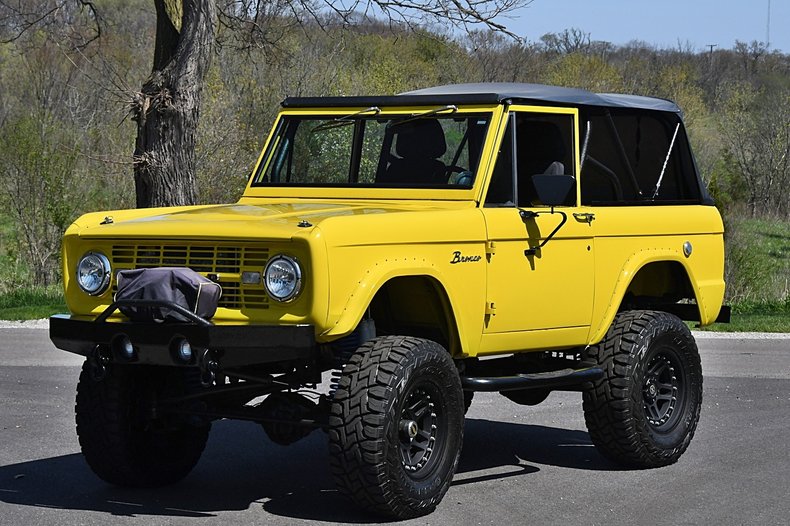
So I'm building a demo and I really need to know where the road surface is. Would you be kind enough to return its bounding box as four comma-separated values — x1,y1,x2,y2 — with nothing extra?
1,327,789,525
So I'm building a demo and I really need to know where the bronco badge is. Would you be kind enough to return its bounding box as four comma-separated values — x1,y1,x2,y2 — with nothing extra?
450,251,482,264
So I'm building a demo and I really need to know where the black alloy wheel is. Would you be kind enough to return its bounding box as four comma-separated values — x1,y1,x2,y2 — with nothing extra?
642,348,684,430
398,386,443,476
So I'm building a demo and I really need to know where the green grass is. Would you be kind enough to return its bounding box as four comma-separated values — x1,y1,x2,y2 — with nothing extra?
701,215,790,332
694,299,790,333
0,287,66,320
0,304,66,320
0,211,66,320
724,217,790,304
698,313,790,332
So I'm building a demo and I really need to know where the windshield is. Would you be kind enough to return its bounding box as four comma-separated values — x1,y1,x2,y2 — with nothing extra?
252,111,492,189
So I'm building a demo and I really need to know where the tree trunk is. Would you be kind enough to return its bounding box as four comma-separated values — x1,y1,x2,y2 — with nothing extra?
132,0,216,208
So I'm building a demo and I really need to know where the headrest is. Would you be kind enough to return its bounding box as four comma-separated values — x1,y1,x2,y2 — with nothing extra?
518,120,566,160
394,119,447,159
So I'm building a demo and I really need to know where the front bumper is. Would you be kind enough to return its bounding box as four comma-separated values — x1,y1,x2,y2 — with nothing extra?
49,314,317,369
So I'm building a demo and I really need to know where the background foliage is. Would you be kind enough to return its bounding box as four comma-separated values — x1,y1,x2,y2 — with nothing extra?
0,3,788,308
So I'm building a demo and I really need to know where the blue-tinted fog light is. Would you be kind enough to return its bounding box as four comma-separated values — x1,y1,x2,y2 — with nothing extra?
174,338,193,363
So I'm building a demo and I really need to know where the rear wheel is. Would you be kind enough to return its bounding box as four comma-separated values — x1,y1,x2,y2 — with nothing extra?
582,310,702,467
76,362,210,487
328,336,464,519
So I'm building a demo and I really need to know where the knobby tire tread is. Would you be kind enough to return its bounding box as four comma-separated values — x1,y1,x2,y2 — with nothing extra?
582,310,702,468
75,362,210,487
328,336,463,519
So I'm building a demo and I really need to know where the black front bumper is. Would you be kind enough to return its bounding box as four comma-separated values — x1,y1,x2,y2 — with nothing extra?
49,314,317,369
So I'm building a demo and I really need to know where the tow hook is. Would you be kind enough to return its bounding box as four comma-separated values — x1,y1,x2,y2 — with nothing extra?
199,349,219,387
88,345,111,381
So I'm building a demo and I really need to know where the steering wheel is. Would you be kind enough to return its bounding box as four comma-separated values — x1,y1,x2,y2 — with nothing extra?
444,166,473,187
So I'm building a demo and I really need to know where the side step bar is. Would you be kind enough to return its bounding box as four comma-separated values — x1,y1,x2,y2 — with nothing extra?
461,367,604,392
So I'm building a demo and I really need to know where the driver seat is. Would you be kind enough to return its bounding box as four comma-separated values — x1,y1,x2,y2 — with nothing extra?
380,120,447,185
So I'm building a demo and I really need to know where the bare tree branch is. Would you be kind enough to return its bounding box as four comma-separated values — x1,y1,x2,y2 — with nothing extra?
0,0,101,49
215,0,530,53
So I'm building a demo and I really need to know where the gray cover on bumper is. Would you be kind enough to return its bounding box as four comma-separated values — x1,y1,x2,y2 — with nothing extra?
115,267,222,322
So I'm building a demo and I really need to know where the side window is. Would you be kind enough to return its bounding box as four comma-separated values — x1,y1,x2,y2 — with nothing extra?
515,113,576,207
580,110,702,205
484,112,576,207
484,118,514,206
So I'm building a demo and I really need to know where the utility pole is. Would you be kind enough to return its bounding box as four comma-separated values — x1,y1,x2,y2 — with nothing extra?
766,0,771,49
707,43,717,66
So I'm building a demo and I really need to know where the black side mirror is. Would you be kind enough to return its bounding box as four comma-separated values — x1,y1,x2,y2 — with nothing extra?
531,174,575,207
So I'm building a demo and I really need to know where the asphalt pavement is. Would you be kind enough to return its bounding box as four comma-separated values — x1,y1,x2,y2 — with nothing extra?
1,327,789,526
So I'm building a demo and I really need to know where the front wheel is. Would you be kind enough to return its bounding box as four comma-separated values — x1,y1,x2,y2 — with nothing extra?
582,310,702,467
76,362,211,487
328,336,464,519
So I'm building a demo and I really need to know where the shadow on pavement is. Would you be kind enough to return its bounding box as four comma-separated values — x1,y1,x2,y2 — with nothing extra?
459,418,620,474
0,417,619,522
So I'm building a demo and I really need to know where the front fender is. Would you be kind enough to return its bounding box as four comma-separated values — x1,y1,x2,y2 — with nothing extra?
320,258,477,356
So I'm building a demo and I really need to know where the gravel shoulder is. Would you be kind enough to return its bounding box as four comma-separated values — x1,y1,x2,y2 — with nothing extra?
0,319,50,330
691,331,790,339
2,318,788,340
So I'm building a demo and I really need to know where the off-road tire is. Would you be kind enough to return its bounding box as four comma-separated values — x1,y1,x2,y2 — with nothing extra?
76,361,210,487
582,310,702,468
328,336,464,519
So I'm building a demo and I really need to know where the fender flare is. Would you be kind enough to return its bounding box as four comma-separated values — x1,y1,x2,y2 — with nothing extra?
589,248,708,344
320,257,469,354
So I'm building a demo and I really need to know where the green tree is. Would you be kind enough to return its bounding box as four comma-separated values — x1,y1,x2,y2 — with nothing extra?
4,0,530,208
719,81,790,217
545,53,621,92
0,116,84,285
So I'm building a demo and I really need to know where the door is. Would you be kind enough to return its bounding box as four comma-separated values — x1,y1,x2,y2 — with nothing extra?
481,106,595,337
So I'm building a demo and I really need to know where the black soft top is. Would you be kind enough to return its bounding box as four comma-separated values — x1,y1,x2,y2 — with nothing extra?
281,82,681,114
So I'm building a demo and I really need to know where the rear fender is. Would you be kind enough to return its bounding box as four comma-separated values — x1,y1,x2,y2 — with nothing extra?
589,249,723,344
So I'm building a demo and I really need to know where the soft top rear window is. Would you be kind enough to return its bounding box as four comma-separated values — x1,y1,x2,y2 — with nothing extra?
580,108,702,205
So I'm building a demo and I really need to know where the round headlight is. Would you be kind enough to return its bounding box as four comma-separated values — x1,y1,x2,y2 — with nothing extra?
264,255,302,302
76,252,111,296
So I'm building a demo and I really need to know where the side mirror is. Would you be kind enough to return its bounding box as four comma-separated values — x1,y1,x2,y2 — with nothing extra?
531,174,575,207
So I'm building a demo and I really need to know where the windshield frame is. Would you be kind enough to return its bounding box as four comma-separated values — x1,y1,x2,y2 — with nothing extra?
243,104,505,201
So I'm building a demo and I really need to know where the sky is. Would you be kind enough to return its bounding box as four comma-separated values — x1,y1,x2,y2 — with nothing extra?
499,0,789,53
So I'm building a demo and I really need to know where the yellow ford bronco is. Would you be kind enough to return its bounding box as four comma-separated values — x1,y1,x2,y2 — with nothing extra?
50,83,728,519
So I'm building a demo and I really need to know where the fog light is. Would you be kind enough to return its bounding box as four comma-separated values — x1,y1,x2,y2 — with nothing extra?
112,334,136,361
173,338,193,363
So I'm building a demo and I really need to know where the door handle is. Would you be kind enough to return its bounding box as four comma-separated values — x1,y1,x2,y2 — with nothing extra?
573,212,595,224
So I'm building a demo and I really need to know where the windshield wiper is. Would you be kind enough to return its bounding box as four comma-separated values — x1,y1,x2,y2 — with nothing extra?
386,105,458,128
311,106,381,133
